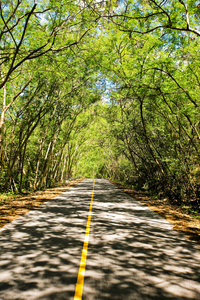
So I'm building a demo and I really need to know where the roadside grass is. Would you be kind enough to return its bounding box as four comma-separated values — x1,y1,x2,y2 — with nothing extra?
0,192,19,204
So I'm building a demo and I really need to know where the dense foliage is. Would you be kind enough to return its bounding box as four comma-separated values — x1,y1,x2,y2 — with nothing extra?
0,0,200,211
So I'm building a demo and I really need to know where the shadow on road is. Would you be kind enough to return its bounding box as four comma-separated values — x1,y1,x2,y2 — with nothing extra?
0,179,200,300
84,180,200,300
0,181,93,300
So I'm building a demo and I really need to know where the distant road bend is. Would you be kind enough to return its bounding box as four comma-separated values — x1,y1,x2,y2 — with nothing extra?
0,179,200,300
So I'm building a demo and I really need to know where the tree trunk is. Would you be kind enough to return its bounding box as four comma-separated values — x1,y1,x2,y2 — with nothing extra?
139,99,168,180
19,140,28,193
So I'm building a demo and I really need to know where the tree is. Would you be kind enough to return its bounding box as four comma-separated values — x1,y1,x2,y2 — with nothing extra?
0,0,95,169
105,0,200,37
1,0,200,211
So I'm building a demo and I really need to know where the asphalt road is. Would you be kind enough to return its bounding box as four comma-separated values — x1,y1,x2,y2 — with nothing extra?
0,179,200,300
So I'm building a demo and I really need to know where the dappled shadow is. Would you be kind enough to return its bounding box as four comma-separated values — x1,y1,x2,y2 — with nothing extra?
0,181,84,229
0,179,200,299
0,180,93,300
110,181,200,244
84,180,200,300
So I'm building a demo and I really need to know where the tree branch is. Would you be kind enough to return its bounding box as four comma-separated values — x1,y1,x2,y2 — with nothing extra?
6,77,32,110
0,4,37,89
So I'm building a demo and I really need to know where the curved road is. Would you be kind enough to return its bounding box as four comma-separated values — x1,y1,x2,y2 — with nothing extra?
0,179,200,299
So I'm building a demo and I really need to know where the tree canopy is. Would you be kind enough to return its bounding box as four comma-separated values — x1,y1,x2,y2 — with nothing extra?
0,0,200,211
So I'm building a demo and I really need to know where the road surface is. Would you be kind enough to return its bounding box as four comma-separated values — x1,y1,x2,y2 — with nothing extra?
0,179,200,299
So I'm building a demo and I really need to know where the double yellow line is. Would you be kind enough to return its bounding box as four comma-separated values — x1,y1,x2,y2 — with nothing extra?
74,179,95,300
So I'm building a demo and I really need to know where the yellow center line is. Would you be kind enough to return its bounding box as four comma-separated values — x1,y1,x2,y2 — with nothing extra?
74,179,95,300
